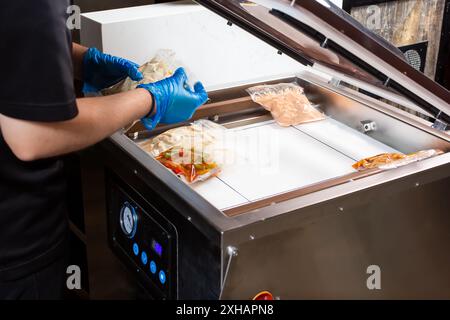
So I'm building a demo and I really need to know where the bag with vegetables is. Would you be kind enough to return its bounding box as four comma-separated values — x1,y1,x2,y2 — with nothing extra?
139,120,228,184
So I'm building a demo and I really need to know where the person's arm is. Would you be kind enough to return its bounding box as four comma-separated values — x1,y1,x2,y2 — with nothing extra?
0,89,152,162
72,43,88,81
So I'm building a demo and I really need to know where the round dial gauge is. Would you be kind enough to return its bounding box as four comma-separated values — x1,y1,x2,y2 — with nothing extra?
120,202,138,238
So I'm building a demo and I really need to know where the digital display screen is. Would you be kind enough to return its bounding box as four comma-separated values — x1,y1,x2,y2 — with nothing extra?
152,239,163,257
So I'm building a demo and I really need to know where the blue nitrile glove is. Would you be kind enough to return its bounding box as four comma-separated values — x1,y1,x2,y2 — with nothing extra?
82,47,143,93
138,68,208,130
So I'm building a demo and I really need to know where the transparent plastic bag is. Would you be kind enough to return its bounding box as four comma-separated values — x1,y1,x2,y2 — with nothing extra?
352,152,406,170
246,83,325,127
102,49,196,96
352,149,443,171
102,50,197,131
378,149,443,170
139,120,228,184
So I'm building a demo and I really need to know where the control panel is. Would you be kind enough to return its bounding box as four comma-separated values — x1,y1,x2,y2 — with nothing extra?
107,174,177,299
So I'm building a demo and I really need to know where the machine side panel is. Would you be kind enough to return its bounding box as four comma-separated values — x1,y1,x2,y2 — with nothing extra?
221,167,450,299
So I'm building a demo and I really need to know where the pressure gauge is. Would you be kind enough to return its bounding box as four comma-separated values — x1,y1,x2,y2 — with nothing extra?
120,202,138,238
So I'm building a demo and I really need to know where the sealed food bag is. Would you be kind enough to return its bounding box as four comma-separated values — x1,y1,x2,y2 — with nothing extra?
378,149,444,170
246,83,325,127
352,149,443,171
352,153,406,170
139,120,228,184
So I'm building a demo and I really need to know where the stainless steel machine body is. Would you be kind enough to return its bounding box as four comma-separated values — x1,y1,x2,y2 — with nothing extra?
82,0,450,299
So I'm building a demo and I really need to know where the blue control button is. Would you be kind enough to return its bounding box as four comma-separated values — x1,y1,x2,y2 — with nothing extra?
159,270,166,285
133,243,139,256
141,251,148,265
150,261,157,274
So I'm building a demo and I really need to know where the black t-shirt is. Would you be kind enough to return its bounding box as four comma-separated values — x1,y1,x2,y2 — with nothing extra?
0,0,78,280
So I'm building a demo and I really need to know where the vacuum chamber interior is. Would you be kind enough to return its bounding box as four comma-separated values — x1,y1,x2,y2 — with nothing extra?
190,117,399,211
126,77,449,216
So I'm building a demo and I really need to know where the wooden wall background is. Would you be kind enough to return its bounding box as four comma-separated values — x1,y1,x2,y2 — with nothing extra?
350,0,446,79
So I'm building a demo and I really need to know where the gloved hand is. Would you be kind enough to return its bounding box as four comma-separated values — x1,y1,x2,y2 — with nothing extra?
138,68,208,130
82,47,143,93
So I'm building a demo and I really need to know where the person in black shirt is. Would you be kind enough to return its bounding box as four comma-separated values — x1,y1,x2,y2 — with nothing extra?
0,0,207,299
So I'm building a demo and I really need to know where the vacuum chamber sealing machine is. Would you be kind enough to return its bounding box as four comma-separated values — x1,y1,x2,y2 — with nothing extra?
81,0,450,299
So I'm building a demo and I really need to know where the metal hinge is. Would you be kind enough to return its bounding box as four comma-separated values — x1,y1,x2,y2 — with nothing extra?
329,77,341,88
432,111,448,131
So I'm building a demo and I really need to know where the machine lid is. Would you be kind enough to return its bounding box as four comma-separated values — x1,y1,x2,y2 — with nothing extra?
195,0,450,125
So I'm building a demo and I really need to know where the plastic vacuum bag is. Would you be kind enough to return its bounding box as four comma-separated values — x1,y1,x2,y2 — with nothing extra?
102,50,197,131
378,149,444,170
102,49,195,96
246,83,325,127
352,149,443,171
139,120,228,184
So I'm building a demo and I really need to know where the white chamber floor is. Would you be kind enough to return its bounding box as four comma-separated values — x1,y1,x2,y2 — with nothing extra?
190,118,399,211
